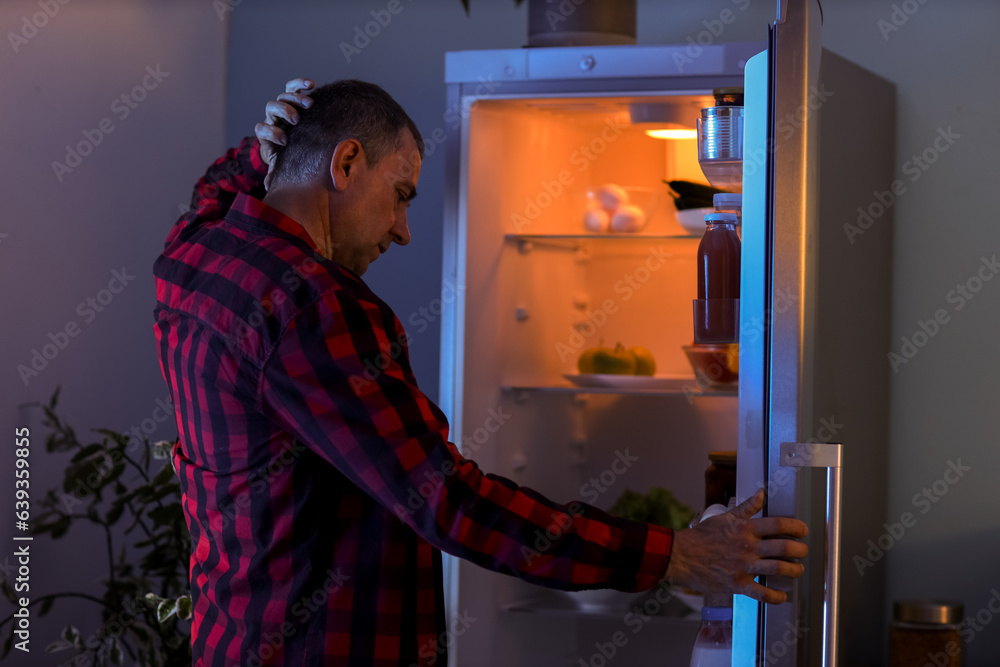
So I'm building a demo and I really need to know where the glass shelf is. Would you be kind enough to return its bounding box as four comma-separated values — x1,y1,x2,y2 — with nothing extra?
501,382,737,398
502,592,699,624
504,233,698,241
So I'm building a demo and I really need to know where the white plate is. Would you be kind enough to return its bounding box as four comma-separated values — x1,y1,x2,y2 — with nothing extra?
563,374,697,391
553,589,648,612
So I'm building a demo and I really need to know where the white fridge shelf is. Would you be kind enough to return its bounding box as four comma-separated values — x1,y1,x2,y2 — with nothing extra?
502,592,699,624
501,383,737,398
504,233,698,241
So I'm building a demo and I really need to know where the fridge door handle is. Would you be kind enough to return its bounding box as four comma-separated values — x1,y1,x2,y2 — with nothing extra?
779,442,842,667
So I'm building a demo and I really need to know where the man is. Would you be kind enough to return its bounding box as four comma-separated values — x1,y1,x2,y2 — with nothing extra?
153,78,807,666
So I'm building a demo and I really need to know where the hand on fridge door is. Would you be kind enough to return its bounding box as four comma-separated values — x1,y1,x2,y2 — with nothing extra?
664,489,808,605
254,77,315,191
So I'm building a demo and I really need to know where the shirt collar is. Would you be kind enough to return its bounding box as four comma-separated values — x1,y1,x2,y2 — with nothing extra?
225,192,322,256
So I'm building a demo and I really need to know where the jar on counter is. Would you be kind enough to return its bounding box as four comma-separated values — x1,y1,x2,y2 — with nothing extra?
705,451,737,509
889,600,964,667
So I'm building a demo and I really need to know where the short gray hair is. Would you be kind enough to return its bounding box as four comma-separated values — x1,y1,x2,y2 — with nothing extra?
270,79,424,187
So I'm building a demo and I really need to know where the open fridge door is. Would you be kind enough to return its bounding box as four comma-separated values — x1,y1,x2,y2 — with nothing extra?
733,0,837,665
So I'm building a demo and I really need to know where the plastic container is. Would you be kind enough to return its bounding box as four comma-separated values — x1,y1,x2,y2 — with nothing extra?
889,600,964,667
689,606,733,666
694,212,741,344
683,344,739,390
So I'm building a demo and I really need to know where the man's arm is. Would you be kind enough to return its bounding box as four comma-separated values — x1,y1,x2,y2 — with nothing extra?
260,282,807,602
164,137,269,249
260,284,673,594
165,78,315,248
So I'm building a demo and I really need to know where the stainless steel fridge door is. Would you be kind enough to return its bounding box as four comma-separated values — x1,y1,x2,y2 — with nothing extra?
734,0,827,665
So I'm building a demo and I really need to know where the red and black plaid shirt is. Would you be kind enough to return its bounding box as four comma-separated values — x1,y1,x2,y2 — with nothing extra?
152,137,673,666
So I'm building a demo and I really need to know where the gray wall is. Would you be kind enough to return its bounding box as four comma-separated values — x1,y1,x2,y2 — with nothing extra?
3,0,998,664
0,0,225,663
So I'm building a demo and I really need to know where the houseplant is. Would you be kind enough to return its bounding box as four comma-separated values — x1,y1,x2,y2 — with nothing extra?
0,388,191,666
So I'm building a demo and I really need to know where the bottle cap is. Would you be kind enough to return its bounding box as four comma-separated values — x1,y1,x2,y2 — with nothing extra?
893,600,964,625
702,606,733,621
704,213,739,225
713,87,745,106
713,193,743,208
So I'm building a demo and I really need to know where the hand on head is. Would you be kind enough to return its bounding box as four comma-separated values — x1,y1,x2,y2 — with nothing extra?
255,78,315,191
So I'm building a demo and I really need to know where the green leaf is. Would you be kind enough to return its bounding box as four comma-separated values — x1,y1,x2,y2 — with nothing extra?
71,443,105,463
176,595,192,621
148,504,184,530
94,428,129,448
47,433,75,453
62,458,99,495
39,596,55,617
62,623,82,647
109,638,124,665
149,483,180,503
106,496,128,525
45,639,76,653
50,515,72,539
156,598,178,624
144,592,165,608
151,463,176,487
2,625,13,659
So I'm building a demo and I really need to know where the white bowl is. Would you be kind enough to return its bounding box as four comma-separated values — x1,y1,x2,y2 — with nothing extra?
675,207,713,235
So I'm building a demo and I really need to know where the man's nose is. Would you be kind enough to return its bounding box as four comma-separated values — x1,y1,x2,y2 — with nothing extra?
393,214,410,246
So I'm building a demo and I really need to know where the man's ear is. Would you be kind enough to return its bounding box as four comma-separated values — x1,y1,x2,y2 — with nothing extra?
329,139,363,192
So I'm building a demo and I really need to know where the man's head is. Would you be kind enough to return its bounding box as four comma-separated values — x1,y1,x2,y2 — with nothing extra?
268,80,424,276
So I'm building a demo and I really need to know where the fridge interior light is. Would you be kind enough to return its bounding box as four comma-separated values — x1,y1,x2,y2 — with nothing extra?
629,102,700,140
645,127,698,140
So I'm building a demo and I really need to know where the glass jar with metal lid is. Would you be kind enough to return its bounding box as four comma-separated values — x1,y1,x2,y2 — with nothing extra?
889,600,964,667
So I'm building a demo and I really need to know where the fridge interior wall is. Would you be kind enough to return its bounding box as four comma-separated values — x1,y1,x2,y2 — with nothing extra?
454,95,739,666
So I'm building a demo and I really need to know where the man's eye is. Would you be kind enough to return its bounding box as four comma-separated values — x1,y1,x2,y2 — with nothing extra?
397,191,410,207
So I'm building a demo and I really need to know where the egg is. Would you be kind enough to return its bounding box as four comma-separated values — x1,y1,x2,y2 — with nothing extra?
595,184,629,211
610,205,647,233
583,207,610,233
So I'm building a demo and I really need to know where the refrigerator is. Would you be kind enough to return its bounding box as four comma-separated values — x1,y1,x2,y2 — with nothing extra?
438,1,895,664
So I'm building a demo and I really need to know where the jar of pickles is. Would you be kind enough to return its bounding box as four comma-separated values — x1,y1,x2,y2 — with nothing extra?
889,600,964,667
